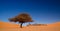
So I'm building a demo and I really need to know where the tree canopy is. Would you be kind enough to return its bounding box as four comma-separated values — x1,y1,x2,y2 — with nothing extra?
9,13,33,23
9,13,33,28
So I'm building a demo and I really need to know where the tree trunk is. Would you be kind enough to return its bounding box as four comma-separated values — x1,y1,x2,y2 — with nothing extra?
20,23,23,28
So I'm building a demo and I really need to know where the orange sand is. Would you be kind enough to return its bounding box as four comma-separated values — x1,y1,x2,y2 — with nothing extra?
0,21,60,31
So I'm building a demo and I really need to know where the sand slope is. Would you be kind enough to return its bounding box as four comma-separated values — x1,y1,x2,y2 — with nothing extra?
0,21,60,31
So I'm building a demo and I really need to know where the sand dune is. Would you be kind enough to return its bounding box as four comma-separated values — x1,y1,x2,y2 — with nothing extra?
0,21,60,31
0,22,19,28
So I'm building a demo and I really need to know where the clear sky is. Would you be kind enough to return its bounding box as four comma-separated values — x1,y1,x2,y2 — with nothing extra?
0,0,60,24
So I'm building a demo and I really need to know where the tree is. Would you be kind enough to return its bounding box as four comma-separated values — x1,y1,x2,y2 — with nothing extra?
9,13,33,28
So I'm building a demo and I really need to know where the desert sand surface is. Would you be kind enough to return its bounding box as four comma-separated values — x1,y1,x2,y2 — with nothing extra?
0,21,60,31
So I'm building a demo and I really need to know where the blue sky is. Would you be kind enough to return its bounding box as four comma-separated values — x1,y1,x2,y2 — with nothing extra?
0,0,60,24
